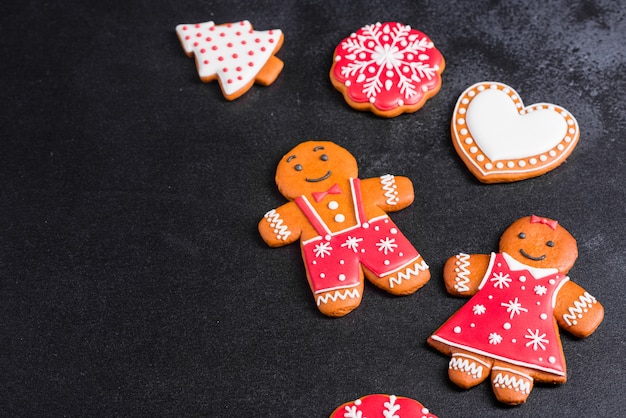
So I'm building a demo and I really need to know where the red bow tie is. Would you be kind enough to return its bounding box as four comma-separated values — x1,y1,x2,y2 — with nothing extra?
530,215,558,230
312,184,342,202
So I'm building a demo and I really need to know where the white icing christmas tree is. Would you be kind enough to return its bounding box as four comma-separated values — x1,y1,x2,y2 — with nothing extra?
176,20,284,100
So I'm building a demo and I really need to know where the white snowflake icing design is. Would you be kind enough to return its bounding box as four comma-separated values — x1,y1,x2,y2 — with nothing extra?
337,22,440,103
490,272,512,289
524,328,549,351
343,405,363,418
489,332,503,345
501,297,528,319
313,241,332,258
341,236,363,253
534,285,548,296
376,237,398,255
472,304,487,315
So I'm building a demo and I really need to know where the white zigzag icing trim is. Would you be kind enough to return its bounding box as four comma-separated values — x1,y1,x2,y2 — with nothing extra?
264,209,291,241
380,174,399,206
449,353,489,379
316,288,360,306
492,367,532,394
388,258,429,288
453,253,471,293
562,291,597,326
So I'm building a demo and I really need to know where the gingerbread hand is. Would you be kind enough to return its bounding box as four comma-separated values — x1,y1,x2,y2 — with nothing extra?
442,253,491,296
259,141,429,317
429,215,604,405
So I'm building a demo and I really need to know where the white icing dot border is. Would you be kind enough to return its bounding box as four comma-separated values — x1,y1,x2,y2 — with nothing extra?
451,81,580,181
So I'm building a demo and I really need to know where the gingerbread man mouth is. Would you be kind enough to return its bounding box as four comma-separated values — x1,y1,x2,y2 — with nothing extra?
520,249,546,261
306,170,332,182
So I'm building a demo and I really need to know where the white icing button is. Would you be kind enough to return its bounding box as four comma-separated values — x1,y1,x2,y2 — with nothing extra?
519,275,526,282
339,259,345,265
390,228,398,234
320,273,325,278
338,274,346,281
512,339,516,343
328,200,339,210
470,323,475,327
334,214,345,223
325,234,332,241
362,223,369,228
453,326,462,334
549,279,556,285
548,356,556,364
503,322,511,330
384,260,390,266
540,313,548,320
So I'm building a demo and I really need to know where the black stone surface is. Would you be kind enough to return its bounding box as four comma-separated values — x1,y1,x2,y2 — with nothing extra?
1,1,624,416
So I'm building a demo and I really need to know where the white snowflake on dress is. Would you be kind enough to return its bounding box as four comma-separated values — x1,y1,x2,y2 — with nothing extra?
376,237,398,255
343,405,363,418
490,272,512,289
341,236,363,253
472,304,487,315
524,328,549,351
337,22,441,103
489,332,503,345
534,285,548,296
313,241,332,258
501,297,528,319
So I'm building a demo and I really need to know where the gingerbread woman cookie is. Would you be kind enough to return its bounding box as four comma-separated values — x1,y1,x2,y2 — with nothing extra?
427,215,604,405
259,141,430,317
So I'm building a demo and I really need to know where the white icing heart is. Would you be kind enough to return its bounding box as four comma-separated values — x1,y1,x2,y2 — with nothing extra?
451,82,580,183
466,89,568,161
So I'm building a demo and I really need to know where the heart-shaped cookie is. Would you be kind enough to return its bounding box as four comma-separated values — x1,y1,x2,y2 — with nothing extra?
451,82,579,183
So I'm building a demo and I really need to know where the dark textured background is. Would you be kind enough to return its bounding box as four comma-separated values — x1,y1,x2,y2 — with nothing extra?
1,0,624,416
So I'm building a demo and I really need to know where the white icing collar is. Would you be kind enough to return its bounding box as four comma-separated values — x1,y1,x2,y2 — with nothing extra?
502,252,559,279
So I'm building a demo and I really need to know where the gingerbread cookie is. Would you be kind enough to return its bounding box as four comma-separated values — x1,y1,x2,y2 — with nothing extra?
451,82,580,183
427,215,603,405
330,394,437,418
175,20,284,100
330,22,445,118
259,141,430,317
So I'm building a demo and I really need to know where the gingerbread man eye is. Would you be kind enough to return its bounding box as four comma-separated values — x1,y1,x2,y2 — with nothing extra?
546,241,555,247
518,232,526,239
320,154,328,161
294,164,303,171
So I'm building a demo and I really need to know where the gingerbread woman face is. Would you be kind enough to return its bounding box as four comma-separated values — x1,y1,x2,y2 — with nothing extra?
499,215,578,273
275,141,358,201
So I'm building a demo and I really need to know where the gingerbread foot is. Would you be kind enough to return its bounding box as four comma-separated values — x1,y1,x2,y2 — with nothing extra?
448,351,492,389
314,282,363,317
491,365,534,405
365,256,430,296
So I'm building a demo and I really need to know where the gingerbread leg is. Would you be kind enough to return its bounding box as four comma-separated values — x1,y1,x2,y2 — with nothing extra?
364,256,430,296
314,281,364,317
490,362,534,405
448,350,492,389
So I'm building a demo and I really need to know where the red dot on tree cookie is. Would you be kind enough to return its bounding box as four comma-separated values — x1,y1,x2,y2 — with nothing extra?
194,24,200,28
232,53,238,59
200,48,206,53
205,37,212,42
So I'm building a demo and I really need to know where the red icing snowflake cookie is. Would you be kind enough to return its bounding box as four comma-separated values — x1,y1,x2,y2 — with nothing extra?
330,22,445,118
330,394,437,418
428,215,604,405
451,81,580,183
176,20,284,100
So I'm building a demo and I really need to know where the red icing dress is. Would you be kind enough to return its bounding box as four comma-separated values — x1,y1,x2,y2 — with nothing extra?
430,252,569,376
294,178,422,295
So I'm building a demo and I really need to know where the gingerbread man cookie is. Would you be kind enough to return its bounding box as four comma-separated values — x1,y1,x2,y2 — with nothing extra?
427,215,604,405
259,141,430,317
175,20,284,100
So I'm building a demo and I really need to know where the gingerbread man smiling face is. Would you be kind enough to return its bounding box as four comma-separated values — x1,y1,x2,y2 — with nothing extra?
428,215,604,405
260,141,430,317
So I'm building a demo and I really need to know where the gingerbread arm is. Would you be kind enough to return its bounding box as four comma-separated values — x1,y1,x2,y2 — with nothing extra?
443,253,491,296
554,280,604,338
258,201,303,247
360,175,414,212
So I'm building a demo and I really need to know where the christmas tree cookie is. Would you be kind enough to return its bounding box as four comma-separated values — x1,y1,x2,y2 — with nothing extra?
176,20,284,100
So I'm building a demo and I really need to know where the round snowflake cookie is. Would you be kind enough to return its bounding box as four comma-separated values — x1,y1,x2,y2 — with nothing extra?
330,22,445,118
330,394,437,418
